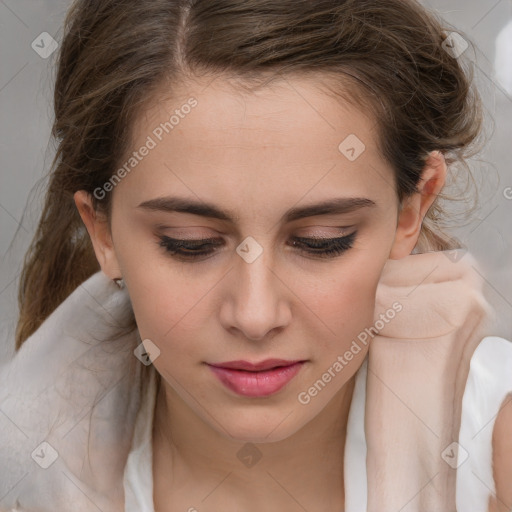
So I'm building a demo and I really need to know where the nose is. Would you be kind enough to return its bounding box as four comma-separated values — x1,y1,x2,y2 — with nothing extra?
219,248,292,342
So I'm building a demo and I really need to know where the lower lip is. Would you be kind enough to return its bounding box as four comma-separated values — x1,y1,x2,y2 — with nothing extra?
207,362,304,397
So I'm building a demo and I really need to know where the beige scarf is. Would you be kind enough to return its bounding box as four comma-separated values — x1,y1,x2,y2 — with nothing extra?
0,249,494,511
365,249,494,510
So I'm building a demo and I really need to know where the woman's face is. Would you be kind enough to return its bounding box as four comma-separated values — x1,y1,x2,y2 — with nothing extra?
84,75,416,442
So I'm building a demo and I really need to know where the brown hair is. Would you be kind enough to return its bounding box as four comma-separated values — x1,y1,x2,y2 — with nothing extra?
15,0,484,350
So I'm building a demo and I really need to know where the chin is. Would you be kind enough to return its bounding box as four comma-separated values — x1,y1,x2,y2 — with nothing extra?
214,409,306,444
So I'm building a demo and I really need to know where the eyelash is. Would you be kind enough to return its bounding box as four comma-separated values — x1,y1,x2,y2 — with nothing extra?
157,231,357,261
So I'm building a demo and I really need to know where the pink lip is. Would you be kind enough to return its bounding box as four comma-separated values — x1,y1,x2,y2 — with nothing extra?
209,358,303,371
207,359,305,397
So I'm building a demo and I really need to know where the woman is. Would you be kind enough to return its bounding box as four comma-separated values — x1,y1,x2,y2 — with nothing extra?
1,0,511,510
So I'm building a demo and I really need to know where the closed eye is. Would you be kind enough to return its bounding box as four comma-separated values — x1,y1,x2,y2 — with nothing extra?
157,231,357,261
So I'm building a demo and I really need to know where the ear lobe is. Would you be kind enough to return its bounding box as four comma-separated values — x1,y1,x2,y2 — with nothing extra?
73,190,121,279
389,151,447,260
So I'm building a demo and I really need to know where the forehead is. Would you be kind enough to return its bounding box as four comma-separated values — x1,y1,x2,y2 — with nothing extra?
135,74,377,150
117,74,394,215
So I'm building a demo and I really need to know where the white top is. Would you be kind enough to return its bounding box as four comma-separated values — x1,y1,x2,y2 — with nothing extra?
123,335,512,512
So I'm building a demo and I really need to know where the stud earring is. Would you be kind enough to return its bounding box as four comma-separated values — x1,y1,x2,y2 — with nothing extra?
113,278,125,289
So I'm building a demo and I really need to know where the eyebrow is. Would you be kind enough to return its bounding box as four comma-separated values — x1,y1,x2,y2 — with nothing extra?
137,196,377,224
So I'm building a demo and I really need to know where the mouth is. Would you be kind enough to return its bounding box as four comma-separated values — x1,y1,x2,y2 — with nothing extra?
206,359,306,397
208,358,304,372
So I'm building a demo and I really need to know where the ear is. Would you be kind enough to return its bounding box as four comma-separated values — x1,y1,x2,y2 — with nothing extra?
73,190,122,279
389,150,447,259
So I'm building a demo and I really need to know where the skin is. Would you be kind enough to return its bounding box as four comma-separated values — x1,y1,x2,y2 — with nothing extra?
75,74,450,511
490,393,512,511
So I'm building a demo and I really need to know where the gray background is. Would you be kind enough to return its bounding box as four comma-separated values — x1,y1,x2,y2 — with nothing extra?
1,0,511,365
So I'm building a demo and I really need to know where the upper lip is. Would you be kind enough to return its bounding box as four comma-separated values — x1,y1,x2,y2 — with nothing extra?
207,359,304,372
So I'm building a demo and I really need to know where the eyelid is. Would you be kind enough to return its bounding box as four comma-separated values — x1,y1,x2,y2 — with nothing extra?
156,230,357,261
155,228,354,246
156,225,354,237
294,226,355,238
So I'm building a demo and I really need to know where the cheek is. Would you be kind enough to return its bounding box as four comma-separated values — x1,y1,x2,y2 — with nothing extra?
125,269,208,348
111,222,209,342
296,257,384,355
118,251,228,380
126,277,209,385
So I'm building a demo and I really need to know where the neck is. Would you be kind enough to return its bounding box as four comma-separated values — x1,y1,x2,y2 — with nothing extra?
152,373,356,510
